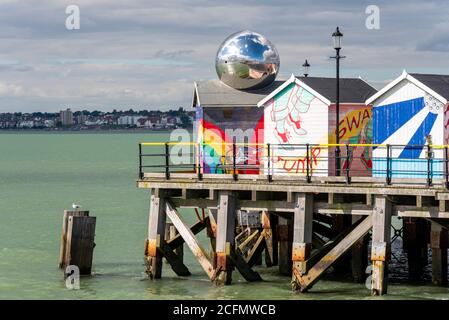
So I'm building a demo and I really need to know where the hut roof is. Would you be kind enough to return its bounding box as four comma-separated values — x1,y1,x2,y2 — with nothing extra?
257,74,377,107
409,73,449,100
192,79,285,108
297,76,377,104
366,71,449,105
194,75,377,108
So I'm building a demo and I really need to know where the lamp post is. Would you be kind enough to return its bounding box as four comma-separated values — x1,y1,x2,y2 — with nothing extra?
302,59,310,77
331,27,345,176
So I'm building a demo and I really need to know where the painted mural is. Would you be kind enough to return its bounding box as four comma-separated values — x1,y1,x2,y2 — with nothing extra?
197,107,264,174
195,81,374,178
373,89,445,178
444,103,449,145
263,82,329,176
328,105,373,176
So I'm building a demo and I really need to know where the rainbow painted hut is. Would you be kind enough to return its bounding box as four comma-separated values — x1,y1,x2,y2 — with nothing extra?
192,74,376,177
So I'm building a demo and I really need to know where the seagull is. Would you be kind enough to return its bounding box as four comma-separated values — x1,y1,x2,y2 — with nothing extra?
72,203,81,210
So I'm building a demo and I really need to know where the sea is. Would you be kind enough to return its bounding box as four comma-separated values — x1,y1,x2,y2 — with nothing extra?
0,132,448,300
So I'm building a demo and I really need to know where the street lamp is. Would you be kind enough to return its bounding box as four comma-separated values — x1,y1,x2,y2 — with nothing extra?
302,59,310,77
331,27,345,176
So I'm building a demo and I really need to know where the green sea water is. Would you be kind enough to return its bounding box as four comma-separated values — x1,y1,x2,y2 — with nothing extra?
0,132,448,300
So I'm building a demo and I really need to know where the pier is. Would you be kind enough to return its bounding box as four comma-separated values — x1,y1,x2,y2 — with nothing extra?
137,142,449,295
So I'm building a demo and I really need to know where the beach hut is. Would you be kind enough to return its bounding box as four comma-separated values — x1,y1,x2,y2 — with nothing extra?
192,79,284,174
257,75,377,177
366,71,449,178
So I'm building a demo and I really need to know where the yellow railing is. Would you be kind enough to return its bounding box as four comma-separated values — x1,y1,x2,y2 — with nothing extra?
138,141,449,187
139,142,449,148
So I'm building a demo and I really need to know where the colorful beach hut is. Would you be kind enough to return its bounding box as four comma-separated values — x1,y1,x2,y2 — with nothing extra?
257,75,377,177
192,79,284,174
366,71,449,178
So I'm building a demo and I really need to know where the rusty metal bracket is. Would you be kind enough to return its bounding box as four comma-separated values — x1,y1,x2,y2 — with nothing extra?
146,238,158,257
371,241,391,262
292,243,312,262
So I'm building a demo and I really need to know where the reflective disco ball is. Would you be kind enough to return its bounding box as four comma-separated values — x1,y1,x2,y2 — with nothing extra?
215,30,280,90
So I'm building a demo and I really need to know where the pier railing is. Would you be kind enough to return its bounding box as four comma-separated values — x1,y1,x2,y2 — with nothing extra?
138,142,449,188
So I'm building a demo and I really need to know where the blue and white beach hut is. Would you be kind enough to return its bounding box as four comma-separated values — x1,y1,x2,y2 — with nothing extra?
366,71,449,179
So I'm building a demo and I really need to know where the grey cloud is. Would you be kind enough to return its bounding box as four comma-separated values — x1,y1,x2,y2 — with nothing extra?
0,0,448,112
154,49,195,59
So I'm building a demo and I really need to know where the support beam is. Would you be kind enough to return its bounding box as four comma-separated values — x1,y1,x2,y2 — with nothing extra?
157,243,190,276
262,211,277,267
229,249,262,282
313,221,333,239
331,215,353,276
165,201,214,279
371,195,392,296
145,190,167,279
207,209,217,253
246,231,266,267
292,193,314,280
293,215,373,292
214,191,237,285
430,222,448,286
166,217,209,250
238,230,259,255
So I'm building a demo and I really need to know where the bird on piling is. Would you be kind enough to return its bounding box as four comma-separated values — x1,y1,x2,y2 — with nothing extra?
72,203,81,210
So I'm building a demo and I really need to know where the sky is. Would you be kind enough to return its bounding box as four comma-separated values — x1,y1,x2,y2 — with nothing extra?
1,0,449,112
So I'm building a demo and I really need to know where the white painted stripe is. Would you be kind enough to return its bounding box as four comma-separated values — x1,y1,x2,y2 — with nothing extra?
419,112,443,159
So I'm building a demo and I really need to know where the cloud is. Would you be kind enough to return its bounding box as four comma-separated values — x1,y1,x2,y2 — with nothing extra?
154,49,195,59
0,0,448,112
0,82,24,96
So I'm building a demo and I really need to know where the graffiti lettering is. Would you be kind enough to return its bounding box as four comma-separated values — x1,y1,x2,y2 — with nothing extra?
337,108,372,141
275,147,321,174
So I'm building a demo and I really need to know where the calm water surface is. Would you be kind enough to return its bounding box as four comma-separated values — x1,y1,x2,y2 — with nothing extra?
0,132,448,300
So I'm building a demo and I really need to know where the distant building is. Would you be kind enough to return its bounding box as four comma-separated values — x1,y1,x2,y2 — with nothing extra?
117,115,143,126
76,113,87,125
18,120,34,128
60,108,73,126
44,120,55,128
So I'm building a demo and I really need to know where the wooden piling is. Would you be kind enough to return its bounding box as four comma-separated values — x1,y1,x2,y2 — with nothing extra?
430,221,448,286
351,215,368,283
291,193,314,278
145,189,167,279
214,191,236,285
138,169,449,293
269,213,279,266
59,210,89,269
278,216,292,276
63,215,96,275
403,218,429,280
371,195,392,296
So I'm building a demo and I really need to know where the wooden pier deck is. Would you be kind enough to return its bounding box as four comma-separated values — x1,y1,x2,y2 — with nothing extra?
138,172,449,295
